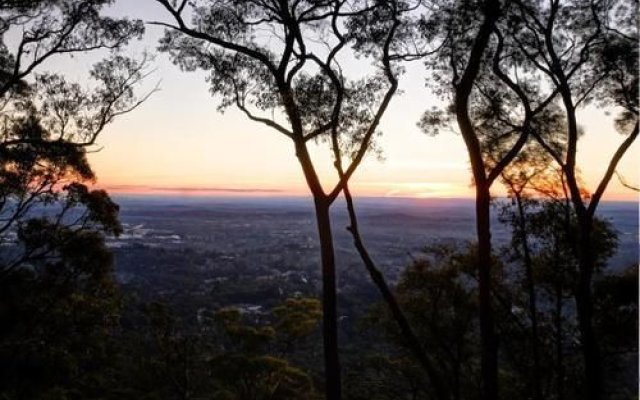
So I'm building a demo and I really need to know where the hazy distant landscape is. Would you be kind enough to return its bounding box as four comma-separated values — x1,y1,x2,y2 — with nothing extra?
110,195,639,322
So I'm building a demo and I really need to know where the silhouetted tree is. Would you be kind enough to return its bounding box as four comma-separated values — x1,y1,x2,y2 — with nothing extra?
497,1,638,398
498,189,625,400
0,1,149,397
0,217,122,398
0,0,144,99
498,156,544,400
497,166,577,400
393,246,480,400
358,243,504,400
496,140,632,399
339,180,450,400
412,1,533,397
151,2,403,398
1,0,149,251
328,3,451,398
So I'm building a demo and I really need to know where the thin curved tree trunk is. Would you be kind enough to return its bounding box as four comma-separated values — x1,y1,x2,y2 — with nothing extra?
342,183,450,400
514,193,542,400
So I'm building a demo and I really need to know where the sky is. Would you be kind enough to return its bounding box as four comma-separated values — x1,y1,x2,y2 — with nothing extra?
46,1,640,200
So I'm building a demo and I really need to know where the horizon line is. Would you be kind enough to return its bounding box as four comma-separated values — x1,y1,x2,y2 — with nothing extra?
106,191,639,204
96,184,639,203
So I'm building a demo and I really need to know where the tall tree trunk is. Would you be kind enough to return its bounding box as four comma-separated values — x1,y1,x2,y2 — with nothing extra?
452,0,501,395
556,196,573,400
294,135,343,400
476,185,498,400
574,217,602,400
314,198,342,400
514,194,542,400
554,270,564,400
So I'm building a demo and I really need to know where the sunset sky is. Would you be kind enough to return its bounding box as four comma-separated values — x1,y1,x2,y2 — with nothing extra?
55,1,639,200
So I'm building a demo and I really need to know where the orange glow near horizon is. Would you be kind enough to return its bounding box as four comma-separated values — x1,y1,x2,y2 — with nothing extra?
92,178,637,202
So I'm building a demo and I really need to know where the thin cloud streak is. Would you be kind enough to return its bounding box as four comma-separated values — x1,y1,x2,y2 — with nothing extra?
101,184,285,194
